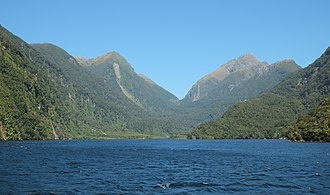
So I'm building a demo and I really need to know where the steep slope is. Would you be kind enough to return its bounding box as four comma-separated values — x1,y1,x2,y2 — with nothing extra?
0,27,55,140
191,47,330,139
74,52,192,133
0,25,188,140
34,44,189,135
0,25,88,140
31,43,150,133
182,53,301,124
0,25,158,140
183,53,264,103
76,52,180,112
287,96,330,142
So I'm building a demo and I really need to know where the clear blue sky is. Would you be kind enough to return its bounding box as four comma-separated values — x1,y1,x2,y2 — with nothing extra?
1,0,329,99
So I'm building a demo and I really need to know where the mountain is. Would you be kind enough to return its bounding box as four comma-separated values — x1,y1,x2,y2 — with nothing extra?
0,25,149,140
75,51,194,133
0,25,188,140
0,26,84,140
33,44,192,135
191,47,330,139
181,53,301,124
74,51,180,112
183,53,264,103
0,24,318,140
31,43,149,131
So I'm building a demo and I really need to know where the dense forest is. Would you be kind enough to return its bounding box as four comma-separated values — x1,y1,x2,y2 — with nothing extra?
287,97,330,142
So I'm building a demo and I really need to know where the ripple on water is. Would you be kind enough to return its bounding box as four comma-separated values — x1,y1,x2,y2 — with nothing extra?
0,139,329,194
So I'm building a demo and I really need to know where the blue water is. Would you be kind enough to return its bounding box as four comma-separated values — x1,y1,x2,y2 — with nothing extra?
0,139,329,194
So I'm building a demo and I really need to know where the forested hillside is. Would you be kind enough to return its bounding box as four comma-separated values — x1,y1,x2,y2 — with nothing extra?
74,50,186,119
0,25,188,140
191,47,330,140
0,26,78,140
33,43,191,135
2,24,323,141
287,97,330,142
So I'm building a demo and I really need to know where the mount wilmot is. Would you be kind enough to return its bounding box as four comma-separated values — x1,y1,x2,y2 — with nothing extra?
0,25,311,140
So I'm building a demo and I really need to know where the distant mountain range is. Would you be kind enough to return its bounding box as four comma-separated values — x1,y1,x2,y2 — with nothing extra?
1,24,328,141
191,47,330,140
181,53,301,124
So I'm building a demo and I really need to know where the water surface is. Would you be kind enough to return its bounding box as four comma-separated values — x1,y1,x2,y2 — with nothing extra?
0,139,329,194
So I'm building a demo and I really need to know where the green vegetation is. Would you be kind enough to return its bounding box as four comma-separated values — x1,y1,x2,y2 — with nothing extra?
0,25,189,140
287,97,330,142
32,43,193,135
0,26,58,140
191,47,330,140
79,50,192,131
1,24,327,141
190,94,305,139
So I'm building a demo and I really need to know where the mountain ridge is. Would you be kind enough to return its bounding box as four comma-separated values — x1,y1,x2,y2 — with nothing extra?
47,44,301,134
180,53,301,126
182,53,297,103
190,47,330,139
0,24,308,140
32,42,189,134
194,53,263,87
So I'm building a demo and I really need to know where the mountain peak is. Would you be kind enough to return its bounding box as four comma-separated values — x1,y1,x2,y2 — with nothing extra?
273,58,295,64
100,50,116,57
74,50,126,67
184,53,271,103
235,53,260,65
197,53,262,84
238,53,258,61
223,53,262,73
96,50,120,60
